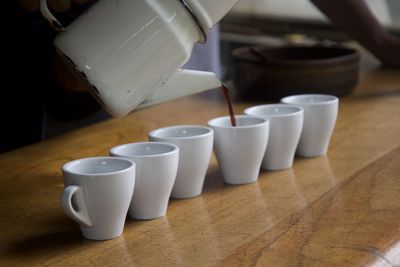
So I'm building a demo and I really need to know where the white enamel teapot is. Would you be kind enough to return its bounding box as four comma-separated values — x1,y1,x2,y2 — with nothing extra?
40,0,240,117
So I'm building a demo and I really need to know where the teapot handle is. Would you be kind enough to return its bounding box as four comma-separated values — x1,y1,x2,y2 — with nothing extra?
40,0,65,32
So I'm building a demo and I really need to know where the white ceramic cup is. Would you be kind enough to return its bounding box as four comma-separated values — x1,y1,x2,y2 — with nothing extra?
244,104,304,170
281,94,339,157
61,157,135,240
208,115,269,184
149,125,213,199
110,142,179,219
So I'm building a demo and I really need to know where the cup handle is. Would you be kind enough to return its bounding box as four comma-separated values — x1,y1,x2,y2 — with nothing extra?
39,0,65,32
60,185,92,227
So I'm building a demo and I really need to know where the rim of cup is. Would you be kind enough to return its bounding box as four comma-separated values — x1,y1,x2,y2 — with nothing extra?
244,104,303,118
148,125,213,140
281,94,338,106
62,157,135,176
110,142,179,158
208,115,268,128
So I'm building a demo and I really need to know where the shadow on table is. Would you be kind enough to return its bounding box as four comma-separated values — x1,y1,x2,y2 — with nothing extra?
201,166,225,195
6,229,92,259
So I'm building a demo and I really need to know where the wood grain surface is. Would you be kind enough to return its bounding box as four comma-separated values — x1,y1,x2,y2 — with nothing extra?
0,64,399,266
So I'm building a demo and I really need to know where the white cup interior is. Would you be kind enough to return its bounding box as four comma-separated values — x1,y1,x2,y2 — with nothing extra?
111,142,177,157
245,105,302,117
281,94,338,105
150,126,211,139
64,157,134,175
208,115,267,128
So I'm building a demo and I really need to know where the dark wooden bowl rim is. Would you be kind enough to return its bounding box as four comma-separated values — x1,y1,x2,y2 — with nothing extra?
232,45,360,67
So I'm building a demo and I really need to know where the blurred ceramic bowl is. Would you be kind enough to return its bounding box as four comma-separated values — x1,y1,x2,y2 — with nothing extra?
231,44,360,100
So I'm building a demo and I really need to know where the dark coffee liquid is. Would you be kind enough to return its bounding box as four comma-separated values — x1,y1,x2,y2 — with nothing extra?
221,84,237,127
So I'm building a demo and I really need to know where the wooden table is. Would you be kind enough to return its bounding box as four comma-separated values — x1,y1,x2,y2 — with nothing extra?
1,63,399,266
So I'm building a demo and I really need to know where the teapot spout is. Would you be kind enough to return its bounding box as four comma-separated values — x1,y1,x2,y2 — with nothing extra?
137,69,221,108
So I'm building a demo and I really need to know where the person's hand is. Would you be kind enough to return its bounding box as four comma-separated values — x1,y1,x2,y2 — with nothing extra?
377,34,400,68
54,54,91,93
17,0,93,92
17,0,92,13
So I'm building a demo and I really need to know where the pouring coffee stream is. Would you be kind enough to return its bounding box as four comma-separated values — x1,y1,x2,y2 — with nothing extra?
221,84,237,127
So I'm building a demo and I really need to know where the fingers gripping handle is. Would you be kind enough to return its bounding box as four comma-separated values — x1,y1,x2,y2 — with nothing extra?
61,185,92,227
40,0,65,31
